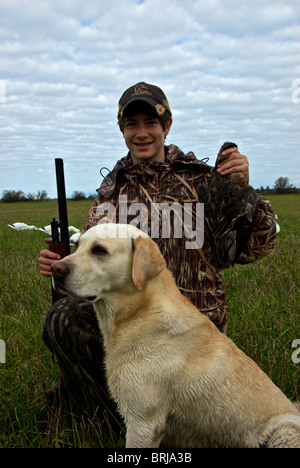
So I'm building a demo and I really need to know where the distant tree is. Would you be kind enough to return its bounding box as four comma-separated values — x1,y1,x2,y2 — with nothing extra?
273,177,294,193
1,189,49,202
71,190,86,201
36,190,48,201
1,190,26,203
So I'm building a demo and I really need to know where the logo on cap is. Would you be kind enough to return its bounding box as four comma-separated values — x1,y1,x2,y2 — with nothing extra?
131,84,152,97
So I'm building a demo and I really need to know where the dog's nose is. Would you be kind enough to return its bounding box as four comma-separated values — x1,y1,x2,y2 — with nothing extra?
51,261,69,278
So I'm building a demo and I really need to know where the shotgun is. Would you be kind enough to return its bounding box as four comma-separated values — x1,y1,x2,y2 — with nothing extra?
49,158,70,303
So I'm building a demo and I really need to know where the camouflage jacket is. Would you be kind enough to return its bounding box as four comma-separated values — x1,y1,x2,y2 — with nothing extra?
82,144,276,334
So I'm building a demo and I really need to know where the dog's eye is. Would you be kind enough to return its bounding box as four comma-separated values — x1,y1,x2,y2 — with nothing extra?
91,245,108,256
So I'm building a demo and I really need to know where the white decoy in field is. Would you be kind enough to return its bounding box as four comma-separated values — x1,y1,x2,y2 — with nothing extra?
8,223,38,231
275,215,280,233
8,222,81,243
38,225,52,234
69,232,81,244
68,226,80,233
39,225,80,235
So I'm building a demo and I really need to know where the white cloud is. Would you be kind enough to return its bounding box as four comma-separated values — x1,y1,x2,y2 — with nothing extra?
0,0,299,200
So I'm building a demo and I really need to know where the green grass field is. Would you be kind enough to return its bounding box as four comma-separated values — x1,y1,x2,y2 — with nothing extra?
0,195,299,447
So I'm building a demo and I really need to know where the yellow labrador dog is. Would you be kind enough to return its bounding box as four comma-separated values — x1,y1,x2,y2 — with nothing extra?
51,223,300,448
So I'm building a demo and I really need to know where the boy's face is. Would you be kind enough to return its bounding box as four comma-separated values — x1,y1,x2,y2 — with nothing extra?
122,110,172,165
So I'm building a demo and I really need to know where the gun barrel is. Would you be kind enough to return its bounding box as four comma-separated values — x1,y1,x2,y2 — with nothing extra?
55,158,70,255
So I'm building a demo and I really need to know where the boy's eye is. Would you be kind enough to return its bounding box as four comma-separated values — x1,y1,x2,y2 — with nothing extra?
124,121,137,128
124,118,159,129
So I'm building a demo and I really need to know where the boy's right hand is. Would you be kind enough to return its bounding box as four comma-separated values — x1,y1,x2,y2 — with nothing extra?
38,238,61,277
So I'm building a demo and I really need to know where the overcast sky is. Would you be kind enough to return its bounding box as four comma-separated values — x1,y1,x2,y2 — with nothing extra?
1,0,299,198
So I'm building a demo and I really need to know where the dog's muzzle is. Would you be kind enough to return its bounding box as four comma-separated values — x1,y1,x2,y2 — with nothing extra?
51,261,69,278
51,261,97,302
51,261,69,294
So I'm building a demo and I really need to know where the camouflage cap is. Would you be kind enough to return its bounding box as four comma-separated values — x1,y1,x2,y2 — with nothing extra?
118,82,172,119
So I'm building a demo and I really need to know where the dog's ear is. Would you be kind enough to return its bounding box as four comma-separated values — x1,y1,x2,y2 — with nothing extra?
132,237,166,291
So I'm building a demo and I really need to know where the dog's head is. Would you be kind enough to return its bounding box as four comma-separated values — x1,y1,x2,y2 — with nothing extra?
51,223,166,302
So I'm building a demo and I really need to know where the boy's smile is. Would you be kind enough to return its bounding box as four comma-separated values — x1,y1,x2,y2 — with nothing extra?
123,111,172,165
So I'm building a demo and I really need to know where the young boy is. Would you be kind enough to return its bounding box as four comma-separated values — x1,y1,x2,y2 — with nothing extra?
39,82,276,410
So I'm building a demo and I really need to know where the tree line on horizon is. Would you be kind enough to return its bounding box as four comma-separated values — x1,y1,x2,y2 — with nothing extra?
0,189,95,203
1,177,299,203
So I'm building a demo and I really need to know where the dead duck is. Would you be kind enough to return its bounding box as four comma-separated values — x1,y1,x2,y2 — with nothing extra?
204,142,258,268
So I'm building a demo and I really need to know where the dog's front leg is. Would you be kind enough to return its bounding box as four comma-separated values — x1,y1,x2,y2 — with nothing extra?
125,420,165,448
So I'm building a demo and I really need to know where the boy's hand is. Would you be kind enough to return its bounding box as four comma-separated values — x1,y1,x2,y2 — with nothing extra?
38,238,61,277
217,147,249,185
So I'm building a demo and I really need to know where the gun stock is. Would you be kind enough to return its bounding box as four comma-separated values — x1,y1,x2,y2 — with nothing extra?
49,158,70,304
